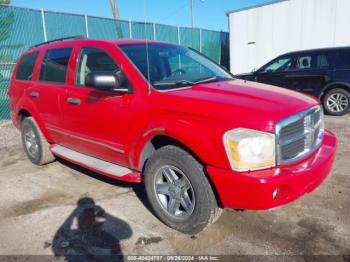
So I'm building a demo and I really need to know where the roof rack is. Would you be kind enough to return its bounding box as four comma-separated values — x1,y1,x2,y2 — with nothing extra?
32,35,85,48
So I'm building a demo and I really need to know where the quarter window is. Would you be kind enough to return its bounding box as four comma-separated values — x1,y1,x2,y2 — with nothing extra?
39,48,72,84
76,47,120,86
16,52,39,81
336,50,350,69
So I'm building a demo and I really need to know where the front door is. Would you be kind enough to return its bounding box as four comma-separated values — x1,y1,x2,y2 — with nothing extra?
59,45,135,166
256,54,295,88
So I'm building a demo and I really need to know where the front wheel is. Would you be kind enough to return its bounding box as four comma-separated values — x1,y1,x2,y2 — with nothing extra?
144,145,222,234
323,88,350,116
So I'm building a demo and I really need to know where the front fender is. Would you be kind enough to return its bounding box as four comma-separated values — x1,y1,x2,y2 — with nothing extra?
129,115,229,171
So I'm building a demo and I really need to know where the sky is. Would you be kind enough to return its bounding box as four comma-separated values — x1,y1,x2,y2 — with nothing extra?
10,0,271,32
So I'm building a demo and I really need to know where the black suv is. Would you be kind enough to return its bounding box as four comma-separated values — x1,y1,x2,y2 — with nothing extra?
237,47,350,116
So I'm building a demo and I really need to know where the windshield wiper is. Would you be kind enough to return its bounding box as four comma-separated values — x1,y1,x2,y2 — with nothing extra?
153,76,218,87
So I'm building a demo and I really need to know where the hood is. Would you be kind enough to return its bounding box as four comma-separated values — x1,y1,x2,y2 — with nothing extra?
157,79,319,133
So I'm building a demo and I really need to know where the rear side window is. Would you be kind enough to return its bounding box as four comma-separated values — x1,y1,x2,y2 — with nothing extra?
39,48,72,84
336,50,350,69
296,53,330,70
16,52,39,81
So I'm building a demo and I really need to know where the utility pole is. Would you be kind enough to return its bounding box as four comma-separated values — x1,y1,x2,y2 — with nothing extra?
109,0,120,20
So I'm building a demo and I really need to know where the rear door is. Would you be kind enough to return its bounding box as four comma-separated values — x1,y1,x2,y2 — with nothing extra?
283,51,334,97
255,54,295,87
59,44,134,166
34,47,73,143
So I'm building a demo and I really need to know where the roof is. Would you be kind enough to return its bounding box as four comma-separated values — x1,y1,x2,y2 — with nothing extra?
283,46,350,55
28,38,176,52
226,0,289,16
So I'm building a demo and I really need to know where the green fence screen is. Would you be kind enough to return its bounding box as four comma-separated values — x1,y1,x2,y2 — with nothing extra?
0,4,228,119
155,24,178,43
45,11,87,40
131,22,154,40
88,16,130,39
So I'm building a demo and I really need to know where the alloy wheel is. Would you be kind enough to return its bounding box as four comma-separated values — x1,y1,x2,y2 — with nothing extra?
326,93,349,113
23,125,39,158
154,165,195,219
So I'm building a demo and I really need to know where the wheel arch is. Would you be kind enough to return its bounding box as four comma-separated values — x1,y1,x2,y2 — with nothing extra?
139,134,204,172
320,82,350,101
16,103,54,143
136,133,224,207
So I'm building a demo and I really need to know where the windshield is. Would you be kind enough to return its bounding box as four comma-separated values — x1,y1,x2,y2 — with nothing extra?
118,43,233,90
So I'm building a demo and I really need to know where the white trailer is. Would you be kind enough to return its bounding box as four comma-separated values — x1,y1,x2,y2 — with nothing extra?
227,0,350,74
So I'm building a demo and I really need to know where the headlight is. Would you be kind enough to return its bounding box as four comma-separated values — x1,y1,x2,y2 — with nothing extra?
223,128,276,171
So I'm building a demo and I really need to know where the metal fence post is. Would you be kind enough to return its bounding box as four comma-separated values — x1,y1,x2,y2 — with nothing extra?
84,15,89,38
153,23,156,40
199,28,202,52
129,19,132,39
41,8,47,42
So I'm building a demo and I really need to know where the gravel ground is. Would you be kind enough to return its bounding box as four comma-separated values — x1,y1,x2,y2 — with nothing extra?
0,115,349,258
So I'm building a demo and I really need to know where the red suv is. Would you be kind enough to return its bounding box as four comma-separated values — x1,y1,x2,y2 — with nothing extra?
8,37,337,234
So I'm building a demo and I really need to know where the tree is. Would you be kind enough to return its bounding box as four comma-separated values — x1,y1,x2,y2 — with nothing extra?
0,0,14,42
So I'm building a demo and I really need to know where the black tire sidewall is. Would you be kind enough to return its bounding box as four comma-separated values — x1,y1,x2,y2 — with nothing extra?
323,88,350,116
144,146,216,234
21,118,43,165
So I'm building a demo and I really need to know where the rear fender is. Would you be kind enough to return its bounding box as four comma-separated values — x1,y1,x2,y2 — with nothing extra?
15,97,53,143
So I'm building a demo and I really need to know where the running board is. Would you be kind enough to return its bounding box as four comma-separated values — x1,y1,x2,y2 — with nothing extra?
50,145,141,183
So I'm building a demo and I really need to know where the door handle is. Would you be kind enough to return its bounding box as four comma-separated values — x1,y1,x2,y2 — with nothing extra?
30,92,39,98
67,97,81,105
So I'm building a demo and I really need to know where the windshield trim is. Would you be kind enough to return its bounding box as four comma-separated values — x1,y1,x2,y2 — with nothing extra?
116,43,234,93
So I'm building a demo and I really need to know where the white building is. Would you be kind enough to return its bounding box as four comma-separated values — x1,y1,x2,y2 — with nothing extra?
227,0,350,74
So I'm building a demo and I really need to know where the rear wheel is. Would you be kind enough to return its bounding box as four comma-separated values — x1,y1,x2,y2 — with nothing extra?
144,145,222,234
21,117,55,165
323,88,350,116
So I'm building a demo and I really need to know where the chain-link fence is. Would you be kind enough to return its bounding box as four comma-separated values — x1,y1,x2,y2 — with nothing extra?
0,4,229,119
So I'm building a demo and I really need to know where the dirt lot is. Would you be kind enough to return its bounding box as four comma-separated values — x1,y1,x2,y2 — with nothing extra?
0,115,349,257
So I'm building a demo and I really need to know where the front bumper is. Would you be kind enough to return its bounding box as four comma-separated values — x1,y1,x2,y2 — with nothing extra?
207,130,337,210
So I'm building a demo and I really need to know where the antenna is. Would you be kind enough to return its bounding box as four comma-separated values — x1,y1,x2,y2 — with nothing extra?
143,0,151,95
191,0,205,28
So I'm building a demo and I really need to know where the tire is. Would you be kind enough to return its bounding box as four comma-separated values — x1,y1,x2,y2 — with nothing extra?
323,88,350,116
21,117,55,165
144,145,222,234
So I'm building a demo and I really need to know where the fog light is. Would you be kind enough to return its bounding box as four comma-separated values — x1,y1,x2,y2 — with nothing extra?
272,188,279,199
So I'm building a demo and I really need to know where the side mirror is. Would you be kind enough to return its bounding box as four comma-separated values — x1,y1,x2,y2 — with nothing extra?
85,71,131,93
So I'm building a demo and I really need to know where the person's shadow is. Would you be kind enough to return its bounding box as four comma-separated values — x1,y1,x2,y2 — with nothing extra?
52,197,132,261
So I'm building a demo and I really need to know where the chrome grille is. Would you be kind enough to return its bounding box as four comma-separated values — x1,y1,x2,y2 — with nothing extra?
276,105,324,164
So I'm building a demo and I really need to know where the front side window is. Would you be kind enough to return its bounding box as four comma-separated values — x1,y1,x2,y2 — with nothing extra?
118,43,232,90
76,47,121,86
260,56,293,73
16,52,39,81
39,48,72,84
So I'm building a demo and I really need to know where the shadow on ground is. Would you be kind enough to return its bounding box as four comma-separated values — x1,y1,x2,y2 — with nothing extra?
52,196,132,261
57,158,153,213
